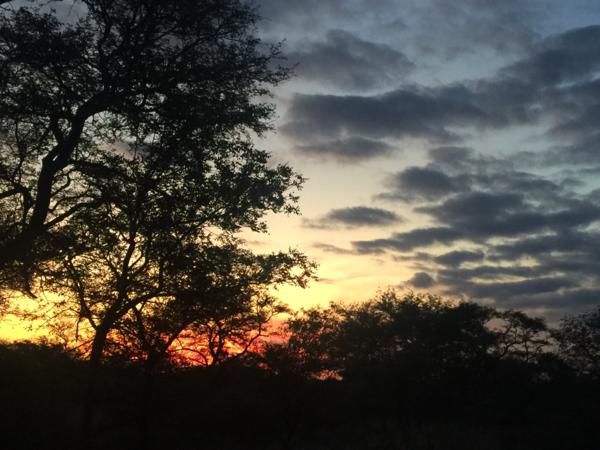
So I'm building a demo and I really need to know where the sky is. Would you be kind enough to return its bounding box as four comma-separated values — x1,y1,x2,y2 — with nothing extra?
244,0,600,321
2,0,600,342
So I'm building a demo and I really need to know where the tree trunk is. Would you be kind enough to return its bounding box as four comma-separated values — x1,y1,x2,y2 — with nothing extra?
139,355,156,450
81,328,108,450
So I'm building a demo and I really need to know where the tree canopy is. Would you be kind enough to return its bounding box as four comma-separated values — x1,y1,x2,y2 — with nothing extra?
0,0,296,291
266,290,553,380
556,306,600,379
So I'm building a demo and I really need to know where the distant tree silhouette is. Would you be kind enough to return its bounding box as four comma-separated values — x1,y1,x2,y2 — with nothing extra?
111,242,301,367
265,303,344,378
4,297,600,450
269,290,559,390
0,0,291,292
263,290,580,439
269,291,499,379
556,306,600,379
491,310,551,363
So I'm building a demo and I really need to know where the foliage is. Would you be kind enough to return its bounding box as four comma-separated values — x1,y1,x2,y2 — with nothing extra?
0,0,312,364
268,290,554,380
556,306,600,379
109,243,313,367
0,0,294,290
0,4,314,446
491,309,551,363
1,329,599,450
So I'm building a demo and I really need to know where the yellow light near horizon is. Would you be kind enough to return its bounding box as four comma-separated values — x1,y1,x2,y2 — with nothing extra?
0,293,64,343
269,248,417,310
0,313,43,341
272,281,341,310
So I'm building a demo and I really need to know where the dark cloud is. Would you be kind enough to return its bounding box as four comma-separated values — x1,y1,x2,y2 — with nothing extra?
419,193,600,239
353,138,600,315
294,137,394,162
381,146,576,207
287,30,414,91
436,263,581,295
441,273,600,314
503,25,600,85
545,132,600,166
256,2,600,318
379,167,467,201
259,0,542,59
497,26,600,163
491,232,600,260
438,265,540,283
428,146,475,167
469,277,577,299
312,243,356,255
255,0,355,29
405,0,538,58
282,25,600,165
257,0,544,53
407,272,435,289
255,0,420,36
503,288,600,312
353,227,463,253
360,192,600,256
280,86,500,144
306,206,402,229
417,190,521,224
506,27,600,169
381,146,600,243
434,250,485,267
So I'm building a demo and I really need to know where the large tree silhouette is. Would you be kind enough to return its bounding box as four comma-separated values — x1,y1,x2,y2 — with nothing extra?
33,118,310,445
0,1,312,446
0,0,290,291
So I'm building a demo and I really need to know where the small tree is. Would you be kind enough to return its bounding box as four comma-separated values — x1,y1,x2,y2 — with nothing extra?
104,240,312,370
491,310,551,363
265,304,345,378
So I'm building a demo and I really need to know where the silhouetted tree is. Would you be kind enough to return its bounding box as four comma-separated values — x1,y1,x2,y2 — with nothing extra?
103,240,312,450
0,0,290,291
556,306,600,379
271,291,498,379
0,2,306,446
491,309,551,363
265,303,344,378
34,140,307,446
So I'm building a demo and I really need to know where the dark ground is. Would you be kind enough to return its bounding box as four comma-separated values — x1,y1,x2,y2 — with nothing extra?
1,342,599,450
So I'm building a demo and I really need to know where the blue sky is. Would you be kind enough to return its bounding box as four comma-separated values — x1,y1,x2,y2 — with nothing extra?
247,0,600,321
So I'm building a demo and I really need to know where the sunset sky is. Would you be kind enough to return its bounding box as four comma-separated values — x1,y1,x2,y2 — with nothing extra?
2,5,598,448
245,0,600,321
2,0,600,344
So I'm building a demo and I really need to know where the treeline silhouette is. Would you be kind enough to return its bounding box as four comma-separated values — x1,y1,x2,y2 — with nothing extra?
2,291,599,450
